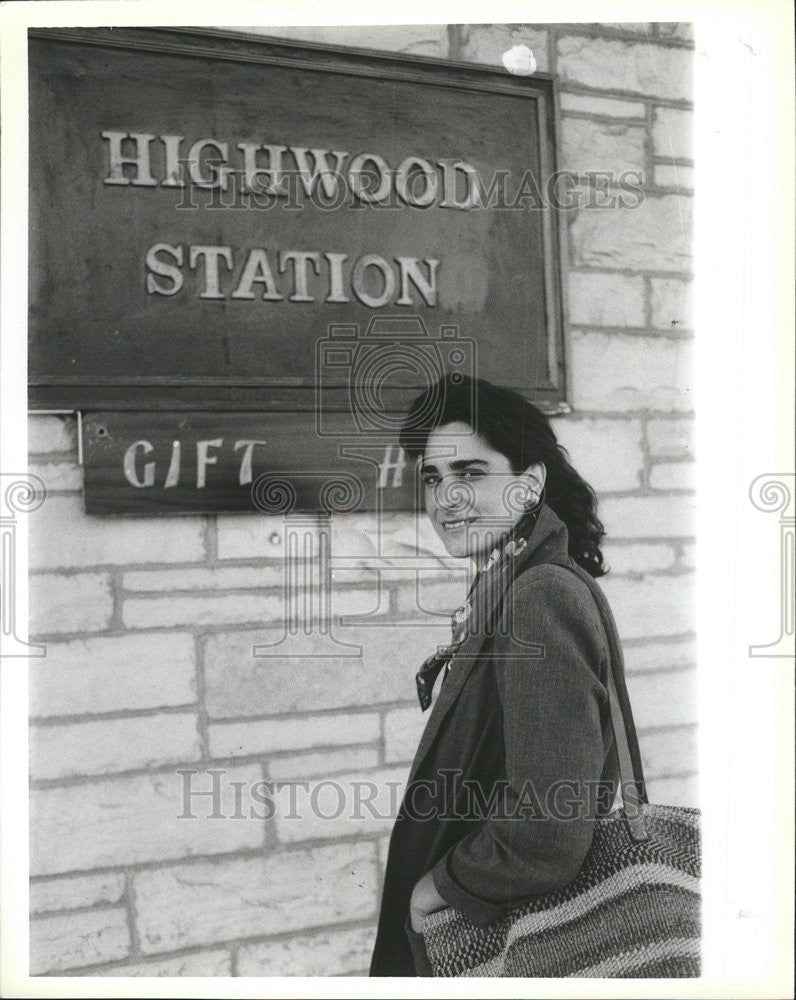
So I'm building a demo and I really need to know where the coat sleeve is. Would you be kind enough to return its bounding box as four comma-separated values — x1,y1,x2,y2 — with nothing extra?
430,564,613,926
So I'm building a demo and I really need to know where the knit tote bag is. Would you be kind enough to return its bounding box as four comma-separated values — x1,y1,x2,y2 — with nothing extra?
418,566,701,978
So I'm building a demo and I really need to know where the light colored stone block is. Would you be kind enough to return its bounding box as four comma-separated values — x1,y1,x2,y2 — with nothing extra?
273,767,406,842
569,330,694,412
204,623,445,718
122,592,284,629
217,510,447,562
392,577,468,617
649,462,696,491
29,633,196,717
623,638,696,673
330,511,447,561
653,107,693,160
602,542,677,575
600,495,696,539
27,461,82,492
639,725,698,778
566,271,645,327
599,23,653,35
627,668,698,728
28,415,77,454
30,713,201,781
654,164,695,189
560,93,646,118
557,36,693,101
123,564,284,591
335,587,388,618
209,712,380,758
647,417,694,459
552,417,644,492
268,745,380,780
216,513,300,561
29,572,113,636
237,924,376,976
88,949,232,976
28,496,205,569
679,542,696,569
383,706,426,764
645,772,699,807
30,872,126,915
133,842,377,954
459,24,549,72
650,277,694,330
656,23,695,41
599,573,695,639
231,23,448,57
570,194,693,271
561,119,647,174
30,907,130,974
30,765,264,876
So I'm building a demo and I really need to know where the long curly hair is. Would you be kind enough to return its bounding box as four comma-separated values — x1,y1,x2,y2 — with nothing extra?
399,375,607,577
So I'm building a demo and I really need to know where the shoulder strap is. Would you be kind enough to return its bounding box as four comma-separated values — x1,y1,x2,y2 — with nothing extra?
554,562,650,841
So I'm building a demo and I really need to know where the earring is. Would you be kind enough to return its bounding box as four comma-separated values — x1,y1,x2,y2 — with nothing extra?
523,481,545,512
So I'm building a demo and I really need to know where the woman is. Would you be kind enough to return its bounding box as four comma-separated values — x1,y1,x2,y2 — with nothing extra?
369,375,644,977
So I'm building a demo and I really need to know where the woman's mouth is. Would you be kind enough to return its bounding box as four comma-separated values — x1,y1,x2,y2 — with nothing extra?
441,517,476,531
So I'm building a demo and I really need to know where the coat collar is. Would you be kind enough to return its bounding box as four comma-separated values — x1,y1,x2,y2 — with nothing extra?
406,504,572,786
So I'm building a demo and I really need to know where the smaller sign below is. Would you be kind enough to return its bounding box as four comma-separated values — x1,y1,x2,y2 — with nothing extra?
82,412,418,515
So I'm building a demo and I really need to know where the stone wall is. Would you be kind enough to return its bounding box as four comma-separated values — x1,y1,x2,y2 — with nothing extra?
27,22,695,976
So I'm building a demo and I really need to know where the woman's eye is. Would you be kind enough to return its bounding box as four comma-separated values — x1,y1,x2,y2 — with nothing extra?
459,469,484,480
422,474,440,487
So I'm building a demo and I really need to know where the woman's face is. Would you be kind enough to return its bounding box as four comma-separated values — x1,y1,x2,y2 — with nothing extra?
420,421,545,564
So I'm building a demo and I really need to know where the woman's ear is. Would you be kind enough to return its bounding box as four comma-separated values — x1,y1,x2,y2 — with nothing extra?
524,462,546,493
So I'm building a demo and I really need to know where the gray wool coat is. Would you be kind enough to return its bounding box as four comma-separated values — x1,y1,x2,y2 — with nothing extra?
369,504,643,977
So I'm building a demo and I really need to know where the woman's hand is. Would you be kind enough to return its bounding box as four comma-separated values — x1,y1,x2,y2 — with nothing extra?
409,870,449,932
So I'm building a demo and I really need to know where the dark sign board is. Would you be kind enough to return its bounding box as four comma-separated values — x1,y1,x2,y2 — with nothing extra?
29,27,566,418
82,410,419,515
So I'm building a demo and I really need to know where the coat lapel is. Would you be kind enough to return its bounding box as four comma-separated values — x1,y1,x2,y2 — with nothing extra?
405,504,570,787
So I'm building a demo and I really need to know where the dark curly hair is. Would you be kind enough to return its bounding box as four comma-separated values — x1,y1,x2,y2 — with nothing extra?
399,375,607,577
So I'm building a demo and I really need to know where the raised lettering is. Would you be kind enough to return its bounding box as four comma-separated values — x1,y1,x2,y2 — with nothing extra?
161,135,185,187
347,153,392,203
395,156,437,207
291,148,348,199
146,243,184,296
102,131,157,186
324,253,350,303
351,255,396,308
187,139,230,190
279,251,321,302
395,257,439,306
189,246,233,299
231,249,283,300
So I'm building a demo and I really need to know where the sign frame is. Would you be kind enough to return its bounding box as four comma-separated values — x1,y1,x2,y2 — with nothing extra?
28,25,569,416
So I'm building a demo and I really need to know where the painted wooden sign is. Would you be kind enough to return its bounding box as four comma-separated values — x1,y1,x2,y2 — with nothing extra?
28,27,566,418
82,411,418,514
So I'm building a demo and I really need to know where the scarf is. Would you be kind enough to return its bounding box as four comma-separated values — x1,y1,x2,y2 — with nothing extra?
415,506,542,711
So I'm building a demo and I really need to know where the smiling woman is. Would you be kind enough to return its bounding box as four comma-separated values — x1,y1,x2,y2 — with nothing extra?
419,421,547,563
369,374,646,977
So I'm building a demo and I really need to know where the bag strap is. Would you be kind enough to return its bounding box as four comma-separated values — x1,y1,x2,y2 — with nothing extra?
555,562,650,842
